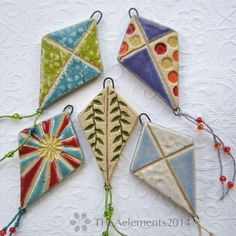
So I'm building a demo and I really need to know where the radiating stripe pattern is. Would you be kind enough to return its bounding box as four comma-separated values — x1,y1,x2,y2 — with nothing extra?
18,112,84,207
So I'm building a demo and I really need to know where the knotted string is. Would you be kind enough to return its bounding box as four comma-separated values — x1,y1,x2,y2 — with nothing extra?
0,108,42,121
102,185,126,236
193,215,215,236
0,207,27,235
0,111,42,162
174,108,236,199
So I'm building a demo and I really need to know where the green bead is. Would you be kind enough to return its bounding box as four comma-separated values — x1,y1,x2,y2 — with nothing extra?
12,113,22,120
104,206,114,220
102,231,109,236
109,206,114,213
104,210,110,219
6,151,14,158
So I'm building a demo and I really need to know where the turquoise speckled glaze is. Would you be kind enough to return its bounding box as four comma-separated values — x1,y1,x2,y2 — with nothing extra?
43,57,100,108
47,19,93,50
40,18,102,109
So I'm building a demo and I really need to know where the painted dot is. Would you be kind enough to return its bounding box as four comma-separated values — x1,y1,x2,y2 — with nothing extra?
168,71,178,83
119,41,129,55
173,50,178,61
161,57,173,69
130,35,141,47
168,36,178,47
126,23,136,34
154,43,167,55
173,86,178,96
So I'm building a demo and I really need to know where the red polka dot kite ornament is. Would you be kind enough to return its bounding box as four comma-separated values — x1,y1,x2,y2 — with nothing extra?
117,8,235,200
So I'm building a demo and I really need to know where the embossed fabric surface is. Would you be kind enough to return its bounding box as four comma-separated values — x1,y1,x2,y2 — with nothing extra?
0,1,236,236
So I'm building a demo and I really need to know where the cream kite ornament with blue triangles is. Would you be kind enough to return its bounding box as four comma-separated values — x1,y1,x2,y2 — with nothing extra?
130,115,215,236
131,121,196,215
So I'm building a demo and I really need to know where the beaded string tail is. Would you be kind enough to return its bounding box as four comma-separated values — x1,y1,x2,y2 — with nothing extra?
102,185,126,236
0,207,27,235
0,108,43,121
0,111,42,162
193,216,214,236
174,108,236,199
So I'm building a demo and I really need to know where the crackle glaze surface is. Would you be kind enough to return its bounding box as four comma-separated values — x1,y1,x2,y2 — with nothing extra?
0,1,236,235
39,19,102,109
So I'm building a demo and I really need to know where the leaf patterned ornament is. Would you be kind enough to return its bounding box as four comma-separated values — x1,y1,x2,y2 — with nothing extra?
79,79,138,185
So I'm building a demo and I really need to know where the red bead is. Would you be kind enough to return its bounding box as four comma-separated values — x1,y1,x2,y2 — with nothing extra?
227,181,234,189
224,146,231,153
0,230,6,235
196,117,203,123
219,175,226,182
9,227,16,233
214,142,222,149
126,23,135,34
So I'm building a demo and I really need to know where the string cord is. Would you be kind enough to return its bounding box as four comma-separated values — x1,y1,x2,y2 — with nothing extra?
174,108,236,199
0,111,42,162
102,185,127,236
0,207,27,235
0,108,42,120
193,215,215,236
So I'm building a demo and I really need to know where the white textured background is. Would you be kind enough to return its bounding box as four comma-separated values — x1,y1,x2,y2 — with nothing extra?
0,0,236,235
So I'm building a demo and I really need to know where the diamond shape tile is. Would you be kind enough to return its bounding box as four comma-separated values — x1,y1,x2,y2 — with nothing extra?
131,122,196,215
79,85,138,184
39,19,102,109
19,112,84,208
118,15,179,110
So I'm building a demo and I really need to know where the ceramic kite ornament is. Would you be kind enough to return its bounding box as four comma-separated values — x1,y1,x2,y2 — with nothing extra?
0,107,84,235
131,114,214,236
118,8,235,199
39,12,103,109
118,9,179,110
79,78,138,235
